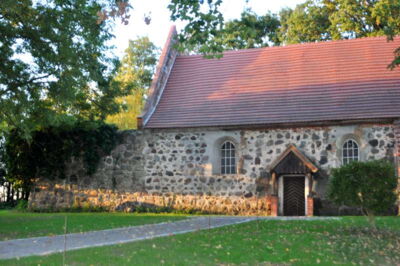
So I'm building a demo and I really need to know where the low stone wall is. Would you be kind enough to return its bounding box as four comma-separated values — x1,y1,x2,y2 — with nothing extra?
30,183,273,215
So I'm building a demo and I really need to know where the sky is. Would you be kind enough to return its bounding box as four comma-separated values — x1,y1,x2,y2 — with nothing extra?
110,0,303,58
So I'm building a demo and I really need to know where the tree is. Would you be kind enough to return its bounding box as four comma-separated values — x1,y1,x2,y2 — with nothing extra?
328,160,397,227
279,0,400,43
216,9,280,50
106,37,158,130
0,0,129,139
0,136,5,189
176,9,281,53
279,1,331,44
103,0,226,55
168,0,225,56
325,0,399,39
101,0,227,56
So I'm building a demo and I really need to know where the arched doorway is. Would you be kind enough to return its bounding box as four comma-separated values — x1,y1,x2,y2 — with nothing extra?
269,145,318,216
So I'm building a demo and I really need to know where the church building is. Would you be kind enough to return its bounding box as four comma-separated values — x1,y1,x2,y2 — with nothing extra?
30,26,400,216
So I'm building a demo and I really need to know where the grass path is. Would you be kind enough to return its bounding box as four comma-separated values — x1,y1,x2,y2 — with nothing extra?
2,216,399,265
0,210,187,240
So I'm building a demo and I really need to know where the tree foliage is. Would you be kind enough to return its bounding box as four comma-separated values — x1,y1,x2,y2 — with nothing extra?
217,9,280,50
106,37,158,130
279,0,400,43
169,0,224,56
0,0,129,138
279,1,331,44
328,160,397,226
326,0,399,39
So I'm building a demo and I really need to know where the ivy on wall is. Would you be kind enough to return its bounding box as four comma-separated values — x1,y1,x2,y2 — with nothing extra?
1,120,120,200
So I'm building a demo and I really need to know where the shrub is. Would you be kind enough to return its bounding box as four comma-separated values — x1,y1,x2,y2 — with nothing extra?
0,201,17,210
2,120,120,200
328,160,397,227
15,199,28,211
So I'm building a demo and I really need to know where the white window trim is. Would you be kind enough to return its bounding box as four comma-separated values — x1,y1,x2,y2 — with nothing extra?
220,141,237,175
342,138,360,165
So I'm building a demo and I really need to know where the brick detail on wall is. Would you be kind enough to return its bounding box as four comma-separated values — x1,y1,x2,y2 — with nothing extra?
269,195,278,216
393,119,400,215
394,119,400,176
307,197,314,217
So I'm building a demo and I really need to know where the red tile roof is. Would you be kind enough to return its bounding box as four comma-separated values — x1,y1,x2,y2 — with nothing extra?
144,36,400,128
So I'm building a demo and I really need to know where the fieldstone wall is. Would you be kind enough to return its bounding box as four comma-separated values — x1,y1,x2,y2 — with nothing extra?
29,123,396,215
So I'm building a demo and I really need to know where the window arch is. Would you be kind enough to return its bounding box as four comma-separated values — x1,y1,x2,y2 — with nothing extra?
221,141,236,174
342,139,359,165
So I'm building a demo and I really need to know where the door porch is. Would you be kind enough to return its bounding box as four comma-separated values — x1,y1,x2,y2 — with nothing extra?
268,144,318,216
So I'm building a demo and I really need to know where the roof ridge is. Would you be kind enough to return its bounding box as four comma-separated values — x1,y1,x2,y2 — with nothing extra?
177,35,396,58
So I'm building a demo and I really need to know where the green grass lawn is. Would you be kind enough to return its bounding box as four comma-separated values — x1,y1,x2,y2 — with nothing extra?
2,216,399,265
0,210,187,240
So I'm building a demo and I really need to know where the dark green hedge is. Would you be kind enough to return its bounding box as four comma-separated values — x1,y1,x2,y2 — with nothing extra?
1,120,120,200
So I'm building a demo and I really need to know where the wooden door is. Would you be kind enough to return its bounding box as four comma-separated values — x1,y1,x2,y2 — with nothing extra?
283,176,305,216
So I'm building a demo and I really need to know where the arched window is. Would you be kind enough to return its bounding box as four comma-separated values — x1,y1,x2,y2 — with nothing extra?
221,141,236,174
342,139,359,165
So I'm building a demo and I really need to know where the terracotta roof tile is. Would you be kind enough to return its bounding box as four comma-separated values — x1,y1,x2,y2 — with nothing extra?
145,36,400,128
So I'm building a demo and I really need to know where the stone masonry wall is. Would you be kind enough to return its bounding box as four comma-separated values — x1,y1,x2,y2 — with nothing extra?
29,123,396,215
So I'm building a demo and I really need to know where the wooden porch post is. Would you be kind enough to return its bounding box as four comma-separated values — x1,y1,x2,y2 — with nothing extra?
271,172,277,195
393,119,400,215
307,172,313,197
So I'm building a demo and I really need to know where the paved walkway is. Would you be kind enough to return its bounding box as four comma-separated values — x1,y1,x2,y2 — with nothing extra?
0,216,338,260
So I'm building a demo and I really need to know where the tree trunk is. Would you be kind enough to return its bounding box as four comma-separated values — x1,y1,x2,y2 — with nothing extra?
6,183,11,202
10,186,14,202
364,208,376,230
25,189,30,201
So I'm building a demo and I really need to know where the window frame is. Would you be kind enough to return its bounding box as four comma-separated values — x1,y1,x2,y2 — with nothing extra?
220,141,237,175
342,138,360,165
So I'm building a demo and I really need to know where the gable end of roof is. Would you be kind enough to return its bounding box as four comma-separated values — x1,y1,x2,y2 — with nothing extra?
138,25,178,128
